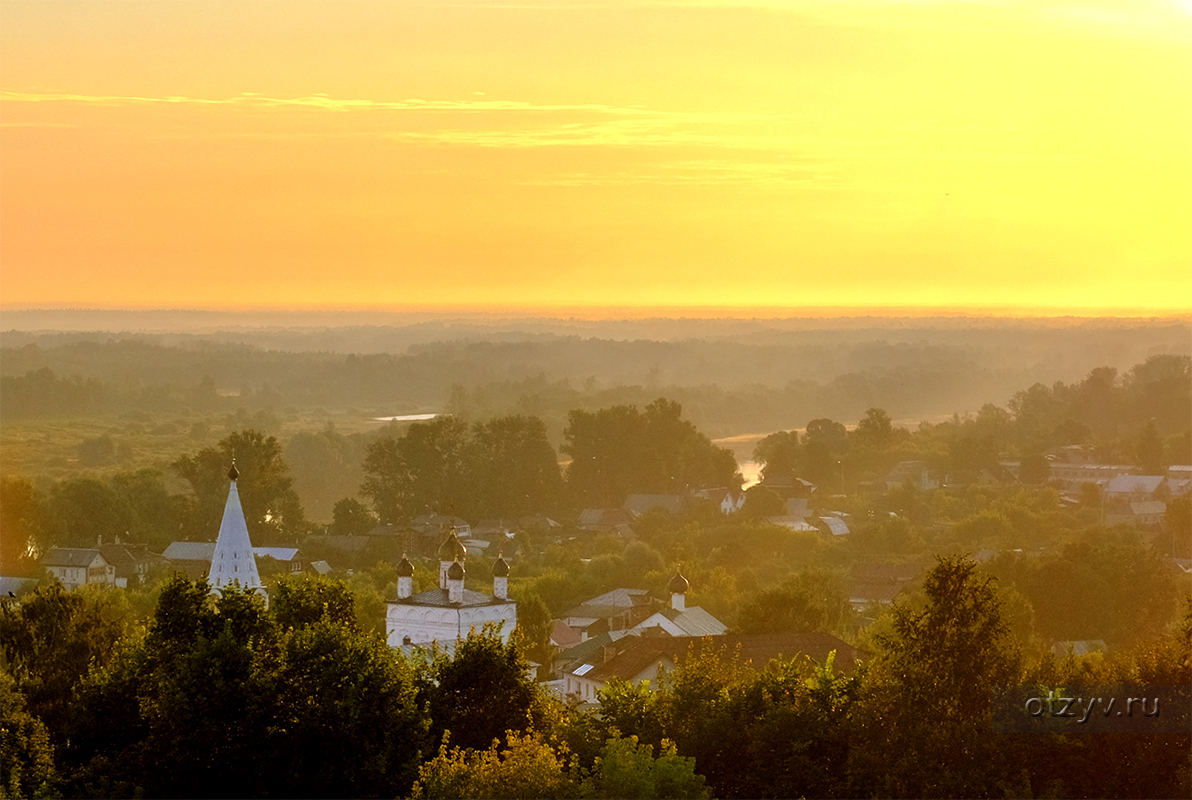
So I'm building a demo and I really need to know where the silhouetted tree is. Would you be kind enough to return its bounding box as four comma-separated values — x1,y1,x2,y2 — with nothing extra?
173,429,306,542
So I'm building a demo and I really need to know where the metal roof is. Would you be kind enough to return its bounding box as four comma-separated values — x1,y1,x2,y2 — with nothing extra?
392,587,509,608
41,548,106,568
163,542,217,561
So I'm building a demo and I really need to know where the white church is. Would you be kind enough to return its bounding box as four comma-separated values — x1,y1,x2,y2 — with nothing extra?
208,461,268,603
385,528,517,648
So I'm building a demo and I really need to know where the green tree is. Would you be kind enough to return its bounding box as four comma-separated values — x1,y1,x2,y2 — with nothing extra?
849,555,1017,797
1138,419,1166,474
0,582,123,745
736,583,827,635
267,617,426,798
583,735,710,800
361,416,470,523
1125,354,1191,433
109,468,184,550
752,430,800,481
330,497,377,536
422,625,542,753
563,399,738,508
411,730,579,800
853,408,896,450
515,590,555,668
467,415,564,519
802,418,848,488
271,574,358,631
740,485,786,520
66,575,426,799
0,477,41,574
1163,495,1191,559
284,426,370,524
1017,453,1051,485
77,435,117,467
173,429,306,542
39,477,133,549
0,671,58,800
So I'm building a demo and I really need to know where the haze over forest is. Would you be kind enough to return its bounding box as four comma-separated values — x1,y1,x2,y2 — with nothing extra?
2,1,1189,797
3,309,1189,522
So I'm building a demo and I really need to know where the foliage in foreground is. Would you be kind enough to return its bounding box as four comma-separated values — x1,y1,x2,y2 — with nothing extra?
411,730,708,800
2,560,1189,799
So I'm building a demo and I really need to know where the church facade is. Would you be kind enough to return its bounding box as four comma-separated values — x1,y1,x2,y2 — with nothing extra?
385,529,517,648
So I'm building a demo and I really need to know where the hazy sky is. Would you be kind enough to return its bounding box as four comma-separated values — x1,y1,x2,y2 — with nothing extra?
1,0,1189,315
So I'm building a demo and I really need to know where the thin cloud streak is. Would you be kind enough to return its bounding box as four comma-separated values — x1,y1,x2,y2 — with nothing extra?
0,90,791,123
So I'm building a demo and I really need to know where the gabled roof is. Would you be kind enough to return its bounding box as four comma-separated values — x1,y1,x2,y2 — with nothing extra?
764,515,818,532
551,620,584,649
254,547,300,561
1128,500,1167,516
96,544,137,566
1104,474,1165,495
557,630,639,665
473,519,519,535
519,514,562,530
163,541,217,561
819,515,850,536
635,606,727,637
412,514,470,535
0,576,38,597
163,542,302,564
41,548,106,568
571,631,869,685
302,534,373,553
623,495,687,515
1053,640,1107,656
364,523,421,538
579,508,637,529
580,587,654,608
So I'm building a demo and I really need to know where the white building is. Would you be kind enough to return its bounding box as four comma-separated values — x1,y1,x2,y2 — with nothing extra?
208,462,268,603
629,570,728,637
42,548,115,589
386,529,517,648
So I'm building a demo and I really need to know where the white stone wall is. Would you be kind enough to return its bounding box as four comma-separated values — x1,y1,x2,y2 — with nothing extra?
386,601,517,648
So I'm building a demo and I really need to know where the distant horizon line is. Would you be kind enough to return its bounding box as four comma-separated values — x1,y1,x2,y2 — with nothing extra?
3,302,1189,322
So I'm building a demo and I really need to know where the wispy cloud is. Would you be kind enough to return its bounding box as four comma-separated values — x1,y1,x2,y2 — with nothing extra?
0,89,636,113
0,90,781,121
0,121,77,128
0,89,808,150
515,158,839,186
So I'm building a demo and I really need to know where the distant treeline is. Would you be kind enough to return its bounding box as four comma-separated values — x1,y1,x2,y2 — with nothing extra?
3,319,1189,437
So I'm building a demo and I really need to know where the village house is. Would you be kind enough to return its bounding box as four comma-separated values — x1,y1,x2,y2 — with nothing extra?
629,571,728,638
42,547,116,589
563,631,869,704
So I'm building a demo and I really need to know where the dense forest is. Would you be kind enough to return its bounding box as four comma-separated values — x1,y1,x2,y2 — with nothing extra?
2,562,1187,799
1,317,1190,798
3,317,1189,442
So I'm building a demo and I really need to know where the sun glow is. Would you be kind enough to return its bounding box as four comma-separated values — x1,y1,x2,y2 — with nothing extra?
1,0,1188,315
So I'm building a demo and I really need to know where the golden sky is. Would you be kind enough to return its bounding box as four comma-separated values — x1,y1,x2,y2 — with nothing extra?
1,0,1189,315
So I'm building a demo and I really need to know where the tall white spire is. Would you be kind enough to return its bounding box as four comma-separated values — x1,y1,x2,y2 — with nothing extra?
208,463,265,599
